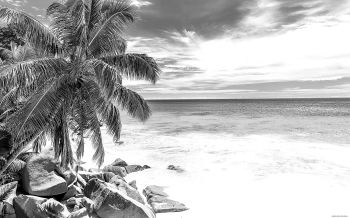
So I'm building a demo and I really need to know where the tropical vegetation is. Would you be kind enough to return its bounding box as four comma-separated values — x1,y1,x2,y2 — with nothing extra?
0,0,160,175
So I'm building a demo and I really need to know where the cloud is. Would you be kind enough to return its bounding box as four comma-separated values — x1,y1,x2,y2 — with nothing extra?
0,0,28,7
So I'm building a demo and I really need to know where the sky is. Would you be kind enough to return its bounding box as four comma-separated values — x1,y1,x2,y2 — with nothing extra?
1,0,350,99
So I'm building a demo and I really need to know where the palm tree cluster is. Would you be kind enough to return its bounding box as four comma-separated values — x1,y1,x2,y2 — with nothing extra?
0,0,160,175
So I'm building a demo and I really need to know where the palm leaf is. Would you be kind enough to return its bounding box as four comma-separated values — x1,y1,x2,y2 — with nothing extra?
5,76,72,146
88,0,136,55
0,6,63,55
0,57,67,90
0,181,17,203
97,97,122,142
113,84,151,122
5,159,25,174
102,53,160,84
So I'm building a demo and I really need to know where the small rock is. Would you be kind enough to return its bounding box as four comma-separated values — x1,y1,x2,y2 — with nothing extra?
143,165,151,169
167,165,185,173
129,180,138,190
68,207,98,218
143,185,169,199
79,171,116,183
102,165,127,177
64,170,78,187
143,185,189,213
110,158,128,167
148,195,189,213
81,197,95,214
103,172,115,182
125,165,145,174
62,185,83,201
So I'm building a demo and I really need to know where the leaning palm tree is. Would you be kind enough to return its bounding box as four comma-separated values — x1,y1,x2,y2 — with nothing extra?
0,0,160,175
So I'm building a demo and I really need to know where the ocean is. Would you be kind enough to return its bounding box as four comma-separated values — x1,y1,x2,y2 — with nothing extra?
83,98,350,218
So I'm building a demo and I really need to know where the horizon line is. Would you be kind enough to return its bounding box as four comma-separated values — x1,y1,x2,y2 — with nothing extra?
146,97,350,101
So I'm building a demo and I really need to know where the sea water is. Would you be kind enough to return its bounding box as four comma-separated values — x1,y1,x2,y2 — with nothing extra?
82,99,350,218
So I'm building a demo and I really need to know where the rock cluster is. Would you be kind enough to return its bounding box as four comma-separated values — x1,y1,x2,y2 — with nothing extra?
0,151,189,217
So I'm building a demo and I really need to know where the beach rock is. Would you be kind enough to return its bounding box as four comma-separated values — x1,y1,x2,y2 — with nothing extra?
68,207,99,218
125,165,145,174
13,195,69,218
148,195,189,213
143,185,169,199
0,130,12,156
102,165,127,177
143,185,189,213
0,202,16,218
79,171,116,183
143,165,151,169
103,172,115,182
129,180,138,190
63,185,83,201
64,170,78,187
22,152,67,196
110,158,128,167
167,165,185,173
84,178,155,218
109,176,145,204
41,198,69,216
81,197,95,214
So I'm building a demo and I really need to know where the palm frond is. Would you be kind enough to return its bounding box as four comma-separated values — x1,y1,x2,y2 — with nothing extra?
5,76,73,146
113,84,151,122
102,53,160,84
32,132,46,153
0,6,62,54
97,97,122,142
5,159,25,174
86,59,122,99
89,112,105,167
88,0,136,54
81,80,105,167
0,57,67,90
0,181,17,203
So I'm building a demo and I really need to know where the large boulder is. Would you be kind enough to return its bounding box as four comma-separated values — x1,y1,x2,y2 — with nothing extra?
102,165,127,177
109,176,145,204
22,153,67,196
13,195,69,218
84,178,155,218
143,186,188,213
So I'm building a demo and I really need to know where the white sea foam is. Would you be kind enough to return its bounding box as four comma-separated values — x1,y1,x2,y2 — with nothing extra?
82,126,350,218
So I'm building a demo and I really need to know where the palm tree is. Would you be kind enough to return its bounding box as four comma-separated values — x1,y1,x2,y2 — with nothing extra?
0,0,160,175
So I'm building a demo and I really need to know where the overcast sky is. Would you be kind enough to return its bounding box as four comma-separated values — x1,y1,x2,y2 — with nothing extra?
1,0,350,99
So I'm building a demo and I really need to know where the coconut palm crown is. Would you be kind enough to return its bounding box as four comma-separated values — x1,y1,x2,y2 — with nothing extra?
0,0,160,174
